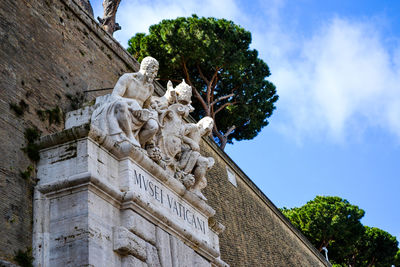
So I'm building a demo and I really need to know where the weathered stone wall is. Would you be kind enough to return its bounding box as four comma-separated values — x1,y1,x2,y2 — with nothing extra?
0,0,138,262
0,0,328,266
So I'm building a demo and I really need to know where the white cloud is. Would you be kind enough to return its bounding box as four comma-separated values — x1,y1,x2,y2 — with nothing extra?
258,16,400,143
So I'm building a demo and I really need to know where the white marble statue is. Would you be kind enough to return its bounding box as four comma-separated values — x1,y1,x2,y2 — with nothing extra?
155,80,193,169
179,117,215,200
91,56,160,155
90,57,215,199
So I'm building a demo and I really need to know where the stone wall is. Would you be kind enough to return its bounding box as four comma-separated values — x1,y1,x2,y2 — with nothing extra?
0,0,138,262
0,0,328,266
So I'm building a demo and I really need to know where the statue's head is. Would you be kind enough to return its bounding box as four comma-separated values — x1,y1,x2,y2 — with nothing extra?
140,56,159,80
175,80,192,105
197,116,214,136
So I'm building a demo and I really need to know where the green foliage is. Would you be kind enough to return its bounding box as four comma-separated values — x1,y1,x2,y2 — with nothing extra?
281,196,365,262
349,226,399,266
10,100,29,116
37,106,62,125
21,127,41,162
127,32,146,59
282,196,399,266
127,15,278,148
65,92,86,110
394,249,400,266
13,247,34,267
23,127,40,144
36,109,46,121
20,165,34,180
46,106,62,125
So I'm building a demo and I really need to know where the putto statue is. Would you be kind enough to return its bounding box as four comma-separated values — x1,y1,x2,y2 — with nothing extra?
178,117,215,200
90,56,214,199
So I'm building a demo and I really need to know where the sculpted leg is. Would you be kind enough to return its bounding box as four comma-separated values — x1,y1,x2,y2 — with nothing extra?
114,102,138,145
192,156,214,200
139,118,159,147
183,151,200,174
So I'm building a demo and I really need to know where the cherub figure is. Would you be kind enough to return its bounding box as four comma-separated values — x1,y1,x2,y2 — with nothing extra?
178,117,215,200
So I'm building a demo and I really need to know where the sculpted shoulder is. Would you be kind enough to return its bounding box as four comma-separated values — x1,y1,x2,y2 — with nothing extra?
131,72,144,80
118,72,143,83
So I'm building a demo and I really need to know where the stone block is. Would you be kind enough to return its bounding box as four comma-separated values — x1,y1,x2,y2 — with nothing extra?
155,227,172,267
193,253,211,267
65,106,94,129
113,226,147,261
121,209,156,245
86,139,119,186
169,234,212,267
122,255,148,267
170,235,194,267
146,242,161,267
49,238,89,267
49,190,88,221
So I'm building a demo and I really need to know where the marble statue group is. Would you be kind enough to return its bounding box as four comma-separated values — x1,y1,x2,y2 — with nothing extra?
91,56,214,200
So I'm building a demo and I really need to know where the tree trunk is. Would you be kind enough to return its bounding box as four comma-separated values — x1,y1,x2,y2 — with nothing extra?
367,257,375,267
183,63,236,151
219,137,228,150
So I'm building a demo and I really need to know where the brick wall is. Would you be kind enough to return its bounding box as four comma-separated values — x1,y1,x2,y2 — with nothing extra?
0,0,329,265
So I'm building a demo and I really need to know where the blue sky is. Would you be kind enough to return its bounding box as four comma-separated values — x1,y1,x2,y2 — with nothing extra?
91,0,400,242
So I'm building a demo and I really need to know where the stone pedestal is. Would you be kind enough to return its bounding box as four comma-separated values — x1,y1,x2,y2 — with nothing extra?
32,124,227,267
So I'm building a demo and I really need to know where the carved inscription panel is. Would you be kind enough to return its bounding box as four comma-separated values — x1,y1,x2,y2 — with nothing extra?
122,159,210,242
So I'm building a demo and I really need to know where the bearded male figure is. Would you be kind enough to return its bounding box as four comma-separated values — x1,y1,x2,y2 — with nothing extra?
91,56,160,152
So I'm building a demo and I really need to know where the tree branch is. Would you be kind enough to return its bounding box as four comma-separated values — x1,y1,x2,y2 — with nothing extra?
230,85,239,94
206,67,220,107
218,125,236,150
211,115,234,150
196,64,209,85
212,123,224,147
214,101,237,115
210,75,218,106
210,93,234,107
223,125,236,138
182,60,209,114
